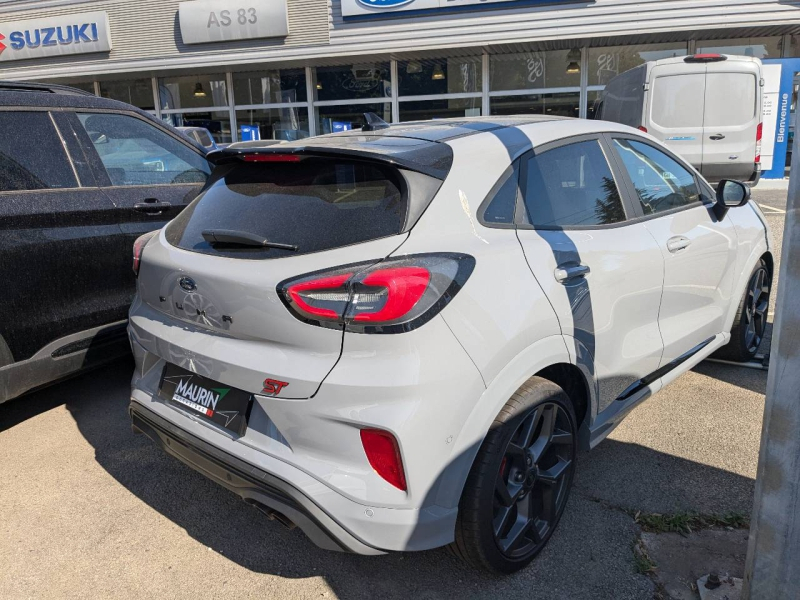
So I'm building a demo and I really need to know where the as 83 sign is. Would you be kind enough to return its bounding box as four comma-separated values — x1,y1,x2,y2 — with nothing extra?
178,0,289,44
207,7,258,28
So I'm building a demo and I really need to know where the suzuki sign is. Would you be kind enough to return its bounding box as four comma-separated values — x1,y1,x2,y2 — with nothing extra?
0,12,112,62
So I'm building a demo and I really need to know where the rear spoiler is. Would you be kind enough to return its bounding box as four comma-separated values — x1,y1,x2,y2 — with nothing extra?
207,144,454,181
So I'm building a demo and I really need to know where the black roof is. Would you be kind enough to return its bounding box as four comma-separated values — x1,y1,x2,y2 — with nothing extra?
333,115,569,142
0,80,146,112
210,116,570,179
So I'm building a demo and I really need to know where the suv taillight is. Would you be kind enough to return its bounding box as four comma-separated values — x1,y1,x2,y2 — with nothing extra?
132,230,159,277
279,253,475,333
755,122,763,164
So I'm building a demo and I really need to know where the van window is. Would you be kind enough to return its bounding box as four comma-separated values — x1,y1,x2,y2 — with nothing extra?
77,113,211,186
651,74,705,128
522,140,626,228
612,139,700,215
704,73,757,127
165,158,408,259
0,111,78,191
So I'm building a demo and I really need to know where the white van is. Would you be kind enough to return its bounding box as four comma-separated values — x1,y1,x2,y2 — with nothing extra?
596,54,763,184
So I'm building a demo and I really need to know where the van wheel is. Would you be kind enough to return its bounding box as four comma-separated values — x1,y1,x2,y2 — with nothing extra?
715,259,771,362
451,377,577,574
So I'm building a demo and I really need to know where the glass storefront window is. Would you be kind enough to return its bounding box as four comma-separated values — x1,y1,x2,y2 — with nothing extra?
313,63,391,102
586,90,603,120
399,98,481,121
490,50,581,91
317,103,391,134
490,93,579,118
398,56,482,96
159,74,228,111
697,37,782,59
161,111,233,144
588,43,687,86
235,107,310,141
233,68,307,105
99,79,154,110
48,80,95,94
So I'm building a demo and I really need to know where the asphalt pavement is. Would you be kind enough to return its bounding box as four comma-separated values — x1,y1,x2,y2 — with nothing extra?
0,186,786,600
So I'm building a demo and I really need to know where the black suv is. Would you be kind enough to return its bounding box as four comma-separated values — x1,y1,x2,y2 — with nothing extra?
0,81,211,404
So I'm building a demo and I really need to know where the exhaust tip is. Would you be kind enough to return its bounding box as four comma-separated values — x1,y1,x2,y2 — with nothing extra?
245,499,296,530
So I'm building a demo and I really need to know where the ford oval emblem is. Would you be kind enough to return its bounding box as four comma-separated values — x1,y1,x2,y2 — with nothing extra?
179,277,197,292
357,0,415,8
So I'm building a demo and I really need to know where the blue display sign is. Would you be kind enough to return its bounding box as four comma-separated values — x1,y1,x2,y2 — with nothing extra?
762,59,800,179
332,121,353,133
239,124,261,141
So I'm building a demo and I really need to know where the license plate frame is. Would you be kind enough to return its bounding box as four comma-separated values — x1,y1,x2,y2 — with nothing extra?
158,364,253,436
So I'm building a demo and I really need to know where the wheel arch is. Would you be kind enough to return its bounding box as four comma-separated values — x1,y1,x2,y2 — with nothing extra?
436,336,592,511
535,362,590,433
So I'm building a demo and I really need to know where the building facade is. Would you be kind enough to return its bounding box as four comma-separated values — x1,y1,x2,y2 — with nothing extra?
0,0,799,145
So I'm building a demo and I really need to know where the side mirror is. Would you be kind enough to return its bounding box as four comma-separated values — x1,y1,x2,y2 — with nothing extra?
714,179,750,219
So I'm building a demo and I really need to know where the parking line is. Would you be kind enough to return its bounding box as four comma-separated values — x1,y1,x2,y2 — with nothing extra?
759,204,787,214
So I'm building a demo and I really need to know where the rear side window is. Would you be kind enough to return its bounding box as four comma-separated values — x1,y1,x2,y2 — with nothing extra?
612,138,700,215
481,164,519,225
651,74,705,128
704,73,757,127
165,158,407,259
0,111,77,191
77,113,211,186
522,140,626,228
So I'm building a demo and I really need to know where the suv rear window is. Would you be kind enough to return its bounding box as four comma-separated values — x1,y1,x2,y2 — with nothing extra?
165,157,407,259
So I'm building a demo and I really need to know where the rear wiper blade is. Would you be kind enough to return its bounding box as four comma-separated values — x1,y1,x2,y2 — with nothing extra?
201,229,298,251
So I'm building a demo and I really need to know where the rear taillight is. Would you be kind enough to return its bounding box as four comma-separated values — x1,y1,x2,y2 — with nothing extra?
360,428,407,491
755,122,763,164
132,230,159,277
637,125,648,133
279,253,475,333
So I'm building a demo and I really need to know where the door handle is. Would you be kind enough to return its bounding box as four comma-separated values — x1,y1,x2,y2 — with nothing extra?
133,199,172,215
709,134,726,141
554,264,590,283
667,236,691,253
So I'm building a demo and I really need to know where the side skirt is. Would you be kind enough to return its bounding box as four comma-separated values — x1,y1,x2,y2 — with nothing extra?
586,333,729,449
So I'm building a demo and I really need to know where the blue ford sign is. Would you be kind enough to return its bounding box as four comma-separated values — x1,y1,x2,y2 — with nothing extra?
0,12,112,62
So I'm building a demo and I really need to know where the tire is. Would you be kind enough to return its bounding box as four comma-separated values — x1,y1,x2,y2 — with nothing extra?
451,376,577,574
715,258,771,362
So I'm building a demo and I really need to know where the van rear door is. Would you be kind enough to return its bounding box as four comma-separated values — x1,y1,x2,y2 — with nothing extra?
701,60,760,182
647,63,705,168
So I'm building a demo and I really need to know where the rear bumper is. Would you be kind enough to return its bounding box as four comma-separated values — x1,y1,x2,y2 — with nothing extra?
130,401,384,555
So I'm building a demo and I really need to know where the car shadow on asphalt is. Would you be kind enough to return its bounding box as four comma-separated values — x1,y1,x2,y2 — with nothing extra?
0,358,763,600
692,360,768,396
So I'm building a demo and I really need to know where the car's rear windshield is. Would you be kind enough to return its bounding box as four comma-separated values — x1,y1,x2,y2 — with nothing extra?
165,157,407,259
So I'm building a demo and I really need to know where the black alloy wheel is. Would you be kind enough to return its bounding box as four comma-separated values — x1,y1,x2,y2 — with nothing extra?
743,265,770,355
451,377,578,574
493,402,575,558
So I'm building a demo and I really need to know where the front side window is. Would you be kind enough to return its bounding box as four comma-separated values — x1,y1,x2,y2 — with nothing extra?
612,139,700,215
77,113,211,186
0,111,77,191
522,140,626,228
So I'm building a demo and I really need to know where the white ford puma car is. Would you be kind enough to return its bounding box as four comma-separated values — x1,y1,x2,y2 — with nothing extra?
128,116,771,573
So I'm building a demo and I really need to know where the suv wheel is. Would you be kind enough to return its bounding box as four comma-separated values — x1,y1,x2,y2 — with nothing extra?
716,259,771,362
451,377,577,574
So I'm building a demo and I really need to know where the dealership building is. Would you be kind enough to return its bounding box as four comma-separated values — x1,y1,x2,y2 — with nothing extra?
0,0,799,147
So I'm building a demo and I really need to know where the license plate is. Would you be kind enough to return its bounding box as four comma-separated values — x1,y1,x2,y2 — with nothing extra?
158,364,253,436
